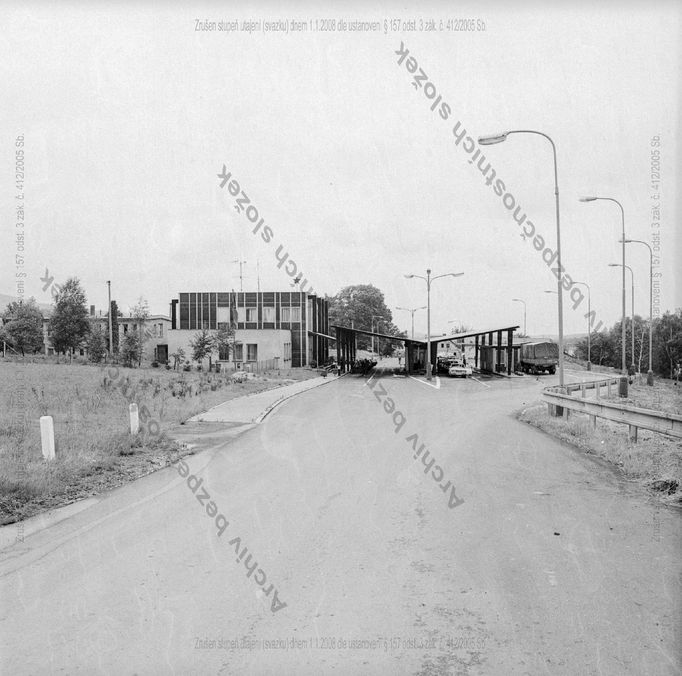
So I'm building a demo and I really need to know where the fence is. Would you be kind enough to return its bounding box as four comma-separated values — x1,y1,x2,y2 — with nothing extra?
542,377,682,441
217,359,280,374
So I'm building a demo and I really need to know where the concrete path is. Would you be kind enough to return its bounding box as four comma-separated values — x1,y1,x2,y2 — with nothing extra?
188,374,339,424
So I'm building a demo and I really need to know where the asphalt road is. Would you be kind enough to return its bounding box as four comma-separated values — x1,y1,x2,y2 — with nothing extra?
0,369,680,675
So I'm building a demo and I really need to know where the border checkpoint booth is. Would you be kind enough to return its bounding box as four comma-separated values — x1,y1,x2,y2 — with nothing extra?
330,324,519,376
331,325,427,374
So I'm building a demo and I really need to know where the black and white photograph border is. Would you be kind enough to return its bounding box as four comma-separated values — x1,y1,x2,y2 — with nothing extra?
1,1,680,675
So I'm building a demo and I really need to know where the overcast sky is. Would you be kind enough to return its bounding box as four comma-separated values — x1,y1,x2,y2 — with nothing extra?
2,0,680,337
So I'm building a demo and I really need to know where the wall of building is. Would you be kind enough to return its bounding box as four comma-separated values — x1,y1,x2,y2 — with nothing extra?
166,328,292,368
173,291,329,367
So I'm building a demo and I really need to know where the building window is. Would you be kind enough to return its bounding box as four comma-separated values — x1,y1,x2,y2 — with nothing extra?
234,343,243,361
283,342,291,361
123,324,128,333
281,307,301,322
158,323,163,337
247,344,258,361
237,307,257,323
263,306,275,323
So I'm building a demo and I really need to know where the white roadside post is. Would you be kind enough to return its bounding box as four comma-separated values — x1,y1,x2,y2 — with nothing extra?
129,403,140,435
40,415,55,461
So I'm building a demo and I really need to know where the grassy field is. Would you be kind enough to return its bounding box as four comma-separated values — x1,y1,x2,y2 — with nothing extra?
519,376,682,503
0,359,318,523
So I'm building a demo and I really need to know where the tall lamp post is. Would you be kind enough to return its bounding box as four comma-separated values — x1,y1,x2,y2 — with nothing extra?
572,282,591,370
609,263,635,372
511,298,526,335
404,269,464,380
396,306,426,341
580,196,627,374
479,130,564,388
371,314,387,357
623,238,654,385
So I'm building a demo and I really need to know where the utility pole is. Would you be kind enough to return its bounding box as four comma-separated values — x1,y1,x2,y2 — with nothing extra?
107,280,113,359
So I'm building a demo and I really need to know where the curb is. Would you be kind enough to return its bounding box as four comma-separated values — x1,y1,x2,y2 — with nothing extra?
253,375,341,424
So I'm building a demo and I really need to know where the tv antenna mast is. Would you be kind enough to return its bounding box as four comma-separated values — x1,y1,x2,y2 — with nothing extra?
233,256,246,292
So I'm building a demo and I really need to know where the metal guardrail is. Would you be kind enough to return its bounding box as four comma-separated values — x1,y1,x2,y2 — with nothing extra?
541,377,682,441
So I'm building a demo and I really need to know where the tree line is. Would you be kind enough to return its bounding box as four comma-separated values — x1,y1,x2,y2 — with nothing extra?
0,277,151,367
573,310,682,377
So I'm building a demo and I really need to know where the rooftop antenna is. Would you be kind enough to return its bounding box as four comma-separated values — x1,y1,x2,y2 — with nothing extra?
233,256,246,292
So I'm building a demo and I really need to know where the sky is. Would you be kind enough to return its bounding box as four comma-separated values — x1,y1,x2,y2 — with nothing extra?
2,0,680,338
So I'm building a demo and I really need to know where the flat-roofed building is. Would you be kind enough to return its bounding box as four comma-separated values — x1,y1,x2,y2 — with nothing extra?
168,291,329,369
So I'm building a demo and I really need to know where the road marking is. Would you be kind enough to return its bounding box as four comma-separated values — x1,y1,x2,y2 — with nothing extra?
470,377,490,389
407,375,441,389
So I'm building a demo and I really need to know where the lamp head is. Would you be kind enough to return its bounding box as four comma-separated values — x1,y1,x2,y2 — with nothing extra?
478,133,508,146
579,196,598,202
404,274,415,279
608,263,619,268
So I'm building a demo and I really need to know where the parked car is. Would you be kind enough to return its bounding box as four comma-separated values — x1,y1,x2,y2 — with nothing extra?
448,357,472,378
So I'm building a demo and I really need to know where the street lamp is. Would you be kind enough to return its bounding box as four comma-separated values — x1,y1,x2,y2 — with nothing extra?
480,130,564,388
371,314,388,357
396,306,426,341
609,263,635,372
623,238,654,385
572,282,591,369
580,196,627,374
404,269,464,380
511,298,526,335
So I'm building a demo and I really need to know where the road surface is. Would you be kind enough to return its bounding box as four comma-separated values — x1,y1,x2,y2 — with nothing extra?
0,368,679,675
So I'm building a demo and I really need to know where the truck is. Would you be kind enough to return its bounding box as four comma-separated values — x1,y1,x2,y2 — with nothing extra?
518,341,559,375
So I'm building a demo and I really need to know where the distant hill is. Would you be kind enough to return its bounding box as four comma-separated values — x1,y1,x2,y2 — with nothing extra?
525,334,587,343
0,293,53,316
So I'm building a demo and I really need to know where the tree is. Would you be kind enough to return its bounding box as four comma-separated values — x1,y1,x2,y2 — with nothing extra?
190,328,214,369
170,347,186,371
108,300,120,355
212,326,235,362
653,309,682,378
86,325,107,363
119,332,141,368
329,284,399,351
576,330,616,366
130,296,150,367
1,298,45,355
49,278,90,361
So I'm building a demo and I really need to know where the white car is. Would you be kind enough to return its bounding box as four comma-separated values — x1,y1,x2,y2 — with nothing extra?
448,361,472,378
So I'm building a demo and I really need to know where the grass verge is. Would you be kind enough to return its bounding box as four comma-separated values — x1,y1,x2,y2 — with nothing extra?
1,360,319,523
518,385,682,505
